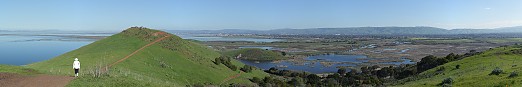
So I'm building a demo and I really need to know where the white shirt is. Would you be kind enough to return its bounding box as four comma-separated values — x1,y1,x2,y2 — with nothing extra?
73,61,80,69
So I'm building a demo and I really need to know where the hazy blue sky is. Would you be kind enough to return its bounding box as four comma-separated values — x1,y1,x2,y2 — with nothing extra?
1,0,521,31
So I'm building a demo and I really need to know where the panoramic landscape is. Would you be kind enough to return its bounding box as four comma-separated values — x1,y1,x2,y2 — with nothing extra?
1,0,522,87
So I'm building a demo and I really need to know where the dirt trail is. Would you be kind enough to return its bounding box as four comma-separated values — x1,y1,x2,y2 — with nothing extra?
0,73,74,87
0,32,171,87
103,32,170,71
220,71,243,85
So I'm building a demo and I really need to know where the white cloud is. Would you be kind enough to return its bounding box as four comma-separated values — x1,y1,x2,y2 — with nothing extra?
484,7,492,10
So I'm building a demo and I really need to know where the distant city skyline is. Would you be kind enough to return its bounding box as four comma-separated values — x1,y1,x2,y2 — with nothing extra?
1,0,522,31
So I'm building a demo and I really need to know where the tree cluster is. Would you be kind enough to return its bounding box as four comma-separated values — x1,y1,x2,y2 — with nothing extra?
440,77,453,87
214,56,237,71
240,65,255,73
509,71,518,78
489,67,503,75
511,49,522,54
416,51,480,74
256,66,385,86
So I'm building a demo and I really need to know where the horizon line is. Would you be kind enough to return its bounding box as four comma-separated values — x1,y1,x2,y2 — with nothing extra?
2,25,521,32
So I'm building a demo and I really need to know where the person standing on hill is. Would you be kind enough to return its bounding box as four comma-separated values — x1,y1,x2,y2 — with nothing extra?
73,58,81,77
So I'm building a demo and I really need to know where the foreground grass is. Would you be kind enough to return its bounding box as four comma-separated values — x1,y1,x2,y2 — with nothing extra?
394,46,522,87
67,74,176,87
0,65,39,75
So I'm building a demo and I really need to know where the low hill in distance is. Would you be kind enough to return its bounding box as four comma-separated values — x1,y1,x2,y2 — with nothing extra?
394,45,522,87
26,27,268,86
225,48,286,61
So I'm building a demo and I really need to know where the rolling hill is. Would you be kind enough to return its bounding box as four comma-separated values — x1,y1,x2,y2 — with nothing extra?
224,48,285,60
26,27,268,86
169,26,522,35
394,45,522,87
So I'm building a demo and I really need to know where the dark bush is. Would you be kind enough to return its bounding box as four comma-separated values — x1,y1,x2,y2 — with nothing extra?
337,68,347,75
229,65,237,71
267,67,278,74
509,71,518,78
511,49,522,54
241,65,255,73
455,65,460,69
213,58,221,65
288,77,305,86
442,83,452,87
489,67,503,75
306,74,321,85
251,77,263,83
214,56,238,71
437,66,446,72
441,77,453,86
417,55,443,72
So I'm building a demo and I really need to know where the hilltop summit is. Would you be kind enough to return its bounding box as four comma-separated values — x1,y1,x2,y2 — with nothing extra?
27,27,267,86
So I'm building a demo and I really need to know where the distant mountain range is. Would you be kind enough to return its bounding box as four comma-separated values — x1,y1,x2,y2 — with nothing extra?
168,26,522,35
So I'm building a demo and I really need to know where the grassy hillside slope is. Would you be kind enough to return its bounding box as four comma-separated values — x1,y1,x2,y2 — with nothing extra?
26,27,267,86
225,48,285,60
395,45,522,87
0,65,39,75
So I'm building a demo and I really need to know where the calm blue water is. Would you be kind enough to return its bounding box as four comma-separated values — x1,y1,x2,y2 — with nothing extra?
239,54,415,74
305,55,369,63
0,35,94,65
238,46,274,50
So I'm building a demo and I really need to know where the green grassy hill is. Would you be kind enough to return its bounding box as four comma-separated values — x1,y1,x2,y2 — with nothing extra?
394,45,522,87
224,48,285,60
0,65,39,75
26,27,268,86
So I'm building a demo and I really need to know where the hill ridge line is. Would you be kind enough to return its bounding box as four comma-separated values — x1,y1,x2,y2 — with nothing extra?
102,32,170,71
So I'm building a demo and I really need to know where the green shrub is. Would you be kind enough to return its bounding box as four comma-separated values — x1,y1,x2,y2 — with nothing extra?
240,65,255,73
229,65,237,71
214,56,238,71
437,66,446,72
306,74,321,85
509,71,518,78
288,77,305,86
511,49,522,54
213,58,221,65
337,68,347,75
442,83,452,87
489,67,503,75
441,77,453,86
455,65,460,69
251,77,263,83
